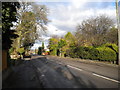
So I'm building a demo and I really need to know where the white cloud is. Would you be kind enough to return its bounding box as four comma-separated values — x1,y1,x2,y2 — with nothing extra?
46,24,67,36
31,1,116,50
31,41,49,50
31,43,40,50
70,0,87,9
47,2,116,32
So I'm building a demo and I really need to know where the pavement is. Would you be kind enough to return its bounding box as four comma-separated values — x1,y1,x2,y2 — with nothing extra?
2,56,81,88
2,59,43,88
2,55,120,89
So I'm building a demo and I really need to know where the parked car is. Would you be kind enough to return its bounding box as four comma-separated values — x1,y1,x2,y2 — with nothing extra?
23,55,31,58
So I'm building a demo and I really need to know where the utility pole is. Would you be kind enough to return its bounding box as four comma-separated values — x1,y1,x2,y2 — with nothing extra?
116,0,120,65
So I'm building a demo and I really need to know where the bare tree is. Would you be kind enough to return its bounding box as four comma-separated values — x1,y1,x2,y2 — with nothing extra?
75,15,115,46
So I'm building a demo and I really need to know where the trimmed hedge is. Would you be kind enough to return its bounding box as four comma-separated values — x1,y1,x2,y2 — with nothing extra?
96,47,117,61
102,43,118,53
87,47,99,60
76,46,90,59
66,43,118,62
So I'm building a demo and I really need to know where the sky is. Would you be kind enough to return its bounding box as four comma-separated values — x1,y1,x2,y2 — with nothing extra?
31,0,118,50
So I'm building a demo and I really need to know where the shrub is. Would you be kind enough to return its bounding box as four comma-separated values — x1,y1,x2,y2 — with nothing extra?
103,43,118,53
86,47,99,60
96,47,117,61
76,46,90,59
17,48,25,55
65,43,117,62
9,47,14,54
50,49,57,56
66,47,78,58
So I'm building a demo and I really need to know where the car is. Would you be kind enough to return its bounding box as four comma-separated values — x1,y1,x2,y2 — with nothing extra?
23,55,31,58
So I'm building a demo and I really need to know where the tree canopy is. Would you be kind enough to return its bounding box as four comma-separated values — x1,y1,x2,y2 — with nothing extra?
75,15,115,46
2,2,20,50
11,3,49,55
48,15,118,63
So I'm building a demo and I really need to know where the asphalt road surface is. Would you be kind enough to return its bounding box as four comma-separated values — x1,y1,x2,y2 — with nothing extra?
46,56,120,88
3,55,120,89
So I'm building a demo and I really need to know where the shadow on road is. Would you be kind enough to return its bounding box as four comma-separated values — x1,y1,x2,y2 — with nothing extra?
2,56,99,89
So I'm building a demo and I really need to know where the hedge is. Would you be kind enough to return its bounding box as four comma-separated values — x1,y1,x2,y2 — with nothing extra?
102,43,118,53
66,43,118,62
86,47,99,60
76,46,90,59
96,47,117,61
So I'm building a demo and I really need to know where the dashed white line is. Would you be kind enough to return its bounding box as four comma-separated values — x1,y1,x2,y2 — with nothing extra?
67,65,83,71
92,73,120,83
49,60,54,61
48,59,120,83
58,62,63,65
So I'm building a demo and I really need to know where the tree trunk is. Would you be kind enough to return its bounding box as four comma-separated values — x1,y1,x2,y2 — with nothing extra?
2,50,8,70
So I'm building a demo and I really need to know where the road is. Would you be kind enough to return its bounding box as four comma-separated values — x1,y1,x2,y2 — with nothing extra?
46,55,119,88
3,55,120,89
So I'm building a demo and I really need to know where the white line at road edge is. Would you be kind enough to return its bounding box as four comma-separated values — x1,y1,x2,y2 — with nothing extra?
93,73,120,83
49,60,119,83
67,65,83,71
67,65,120,83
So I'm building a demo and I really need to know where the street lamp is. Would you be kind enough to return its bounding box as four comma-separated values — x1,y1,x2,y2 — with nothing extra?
116,0,120,65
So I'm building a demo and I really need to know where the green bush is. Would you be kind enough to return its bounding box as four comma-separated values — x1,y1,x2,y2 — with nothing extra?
66,47,78,58
102,43,118,53
50,48,57,56
76,46,90,59
86,47,99,60
9,47,14,54
17,47,25,55
65,43,117,62
96,47,117,61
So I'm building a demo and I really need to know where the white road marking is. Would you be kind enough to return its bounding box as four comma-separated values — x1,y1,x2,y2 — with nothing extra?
59,63,63,65
49,59,63,65
41,74,45,77
92,73,120,83
48,59,119,83
49,59,54,61
67,65,83,71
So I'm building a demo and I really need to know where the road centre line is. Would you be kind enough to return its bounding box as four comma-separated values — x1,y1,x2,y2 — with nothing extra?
67,65,83,71
92,73,120,83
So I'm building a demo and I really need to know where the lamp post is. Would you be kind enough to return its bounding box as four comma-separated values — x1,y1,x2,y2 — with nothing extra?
116,0,120,65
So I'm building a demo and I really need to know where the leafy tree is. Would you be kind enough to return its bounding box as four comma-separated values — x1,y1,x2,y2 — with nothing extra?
64,32,76,47
9,47,15,54
58,39,66,48
2,2,20,50
12,3,49,54
58,39,66,57
17,47,25,55
42,42,45,50
48,37,59,56
18,11,37,49
32,4,50,30
2,2,20,67
63,32,77,57
105,27,118,45
38,47,42,55
16,47,25,59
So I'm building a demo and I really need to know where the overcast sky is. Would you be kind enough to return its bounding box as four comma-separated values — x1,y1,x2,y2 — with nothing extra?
31,0,117,50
